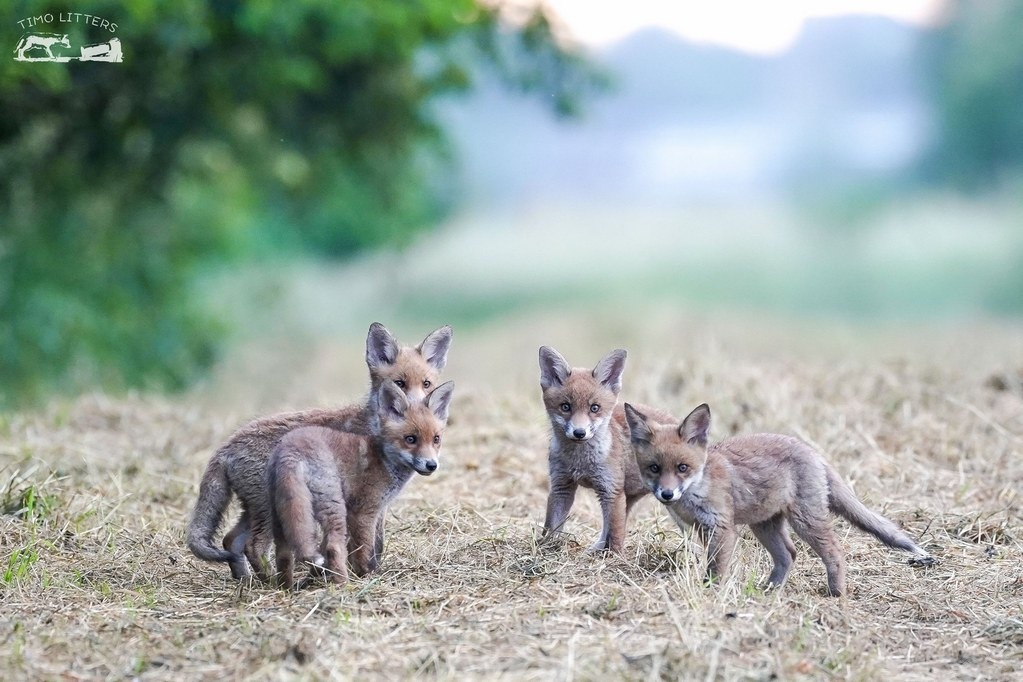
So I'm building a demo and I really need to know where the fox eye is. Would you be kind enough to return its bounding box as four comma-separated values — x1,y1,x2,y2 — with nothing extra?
404,435,417,445
395,379,406,389
677,463,688,473
648,464,660,474
433,434,440,445
423,380,431,389
589,404,600,413
560,402,571,413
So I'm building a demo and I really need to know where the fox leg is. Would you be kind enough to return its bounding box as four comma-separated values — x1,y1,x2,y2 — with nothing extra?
373,514,385,565
542,477,578,539
222,514,247,554
222,514,253,580
272,466,323,586
782,520,798,562
750,514,797,589
699,523,737,583
271,510,297,589
625,492,644,514
593,490,629,554
347,512,379,576
241,498,276,583
274,541,296,589
789,509,846,597
319,503,349,585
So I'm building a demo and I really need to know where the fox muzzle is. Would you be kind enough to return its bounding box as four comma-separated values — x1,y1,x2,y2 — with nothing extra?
655,486,681,503
564,423,592,441
412,457,438,476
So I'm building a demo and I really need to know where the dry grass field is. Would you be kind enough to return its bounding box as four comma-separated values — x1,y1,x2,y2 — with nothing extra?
1,308,1021,680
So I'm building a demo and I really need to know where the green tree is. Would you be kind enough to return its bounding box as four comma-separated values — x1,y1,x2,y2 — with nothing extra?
0,0,601,405
922,0,1023,189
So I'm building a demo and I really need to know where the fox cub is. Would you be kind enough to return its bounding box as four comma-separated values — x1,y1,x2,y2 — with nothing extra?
268,379,454,588
538,346,672,553
187,322,451,580
625,402,934,596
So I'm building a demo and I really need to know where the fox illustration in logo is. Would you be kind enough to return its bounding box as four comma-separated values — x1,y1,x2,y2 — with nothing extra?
14,33,70,61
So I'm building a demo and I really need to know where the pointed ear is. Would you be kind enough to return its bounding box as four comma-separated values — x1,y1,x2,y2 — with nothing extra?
378,379,410,420
417,325,452,371
366,322,399,369
624,403,653,444
539,346,571,389
592,349,627,394
679,403,711,447
426,381,455,423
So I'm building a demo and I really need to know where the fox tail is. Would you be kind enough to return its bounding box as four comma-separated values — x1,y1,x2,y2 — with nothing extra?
826,465,932,562
186,449,251,577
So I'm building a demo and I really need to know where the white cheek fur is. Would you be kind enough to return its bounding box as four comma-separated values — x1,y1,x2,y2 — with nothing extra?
679,468,703,493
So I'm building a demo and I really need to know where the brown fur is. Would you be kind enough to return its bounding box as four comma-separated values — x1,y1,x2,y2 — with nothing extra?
186,323,452,580
626,403,933,596
268,379,454,589
538,346,674,553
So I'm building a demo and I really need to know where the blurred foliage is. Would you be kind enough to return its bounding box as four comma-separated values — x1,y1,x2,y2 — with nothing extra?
923,0,1023,189
0,0,604,406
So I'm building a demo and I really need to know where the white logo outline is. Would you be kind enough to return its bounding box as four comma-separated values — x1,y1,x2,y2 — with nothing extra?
13,12,123,63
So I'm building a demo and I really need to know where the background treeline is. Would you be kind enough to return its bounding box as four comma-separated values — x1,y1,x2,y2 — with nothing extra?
1,0,1021,407
0,0,601,405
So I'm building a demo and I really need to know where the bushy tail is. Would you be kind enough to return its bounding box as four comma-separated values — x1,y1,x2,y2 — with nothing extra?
826,465,929,558
186,449,238,566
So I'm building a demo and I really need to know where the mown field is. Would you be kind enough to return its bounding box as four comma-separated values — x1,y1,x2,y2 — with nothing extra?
1,305,1020,680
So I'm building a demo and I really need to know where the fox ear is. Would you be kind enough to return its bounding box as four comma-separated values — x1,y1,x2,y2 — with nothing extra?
366,322,400,369
417,325,452,371
592,349,627,394
426,380,455,423
624,403,653,444
378,379,410,420
679,403,711,447
539,346,571,389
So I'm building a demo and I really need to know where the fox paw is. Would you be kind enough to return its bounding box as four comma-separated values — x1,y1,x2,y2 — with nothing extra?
908,554,937,567
536,530,567,552
302,554,327,579
228,559,252,580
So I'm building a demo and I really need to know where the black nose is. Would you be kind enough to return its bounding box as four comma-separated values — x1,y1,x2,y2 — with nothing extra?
572,428,586,439
659,489,674,501
425,460,438,472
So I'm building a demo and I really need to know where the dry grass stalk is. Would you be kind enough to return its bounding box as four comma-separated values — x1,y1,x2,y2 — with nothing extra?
0,310,1020,680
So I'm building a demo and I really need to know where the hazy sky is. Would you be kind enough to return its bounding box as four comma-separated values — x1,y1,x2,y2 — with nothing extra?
543,0,947,53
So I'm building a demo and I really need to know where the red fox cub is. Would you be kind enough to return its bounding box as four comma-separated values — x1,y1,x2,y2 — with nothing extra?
186,322,452,580
538,346,673,553
268,379,454,588
625,402,934,596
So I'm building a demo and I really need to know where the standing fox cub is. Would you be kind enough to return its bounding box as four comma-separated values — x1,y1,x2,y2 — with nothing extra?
268,379,454,588
186,322,452,580
625,402,934,596
538,346,673,553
